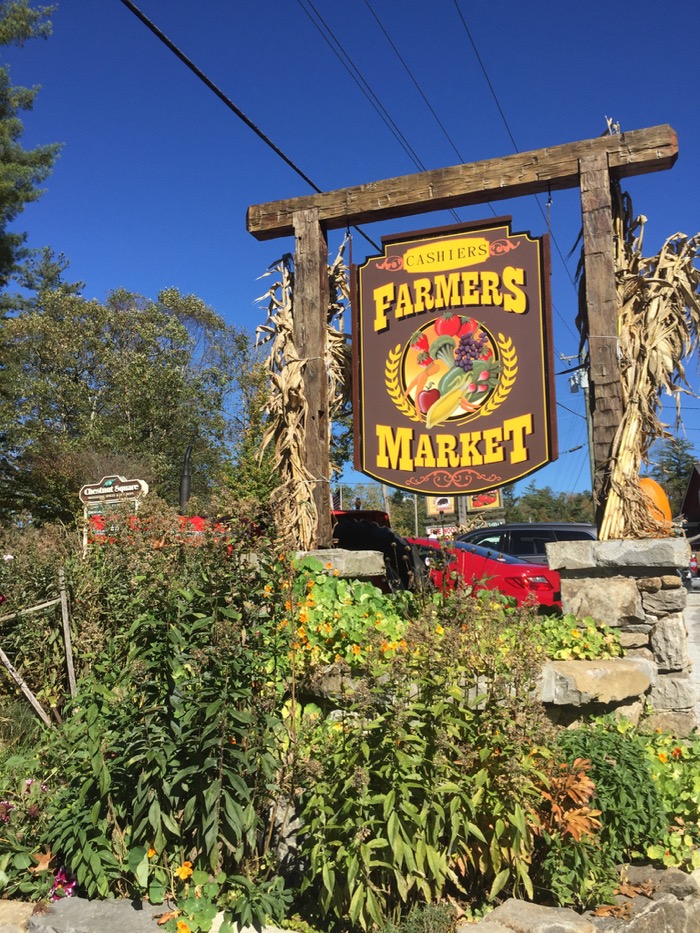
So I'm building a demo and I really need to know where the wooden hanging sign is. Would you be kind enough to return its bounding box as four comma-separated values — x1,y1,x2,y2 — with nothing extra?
352,218,557,495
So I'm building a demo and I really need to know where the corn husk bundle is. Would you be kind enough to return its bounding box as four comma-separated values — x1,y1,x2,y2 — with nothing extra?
256,237,351,549
326,235,353,463
593,184,700,539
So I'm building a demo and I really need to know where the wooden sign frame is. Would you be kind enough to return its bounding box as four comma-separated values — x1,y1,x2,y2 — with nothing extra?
248,125,678,547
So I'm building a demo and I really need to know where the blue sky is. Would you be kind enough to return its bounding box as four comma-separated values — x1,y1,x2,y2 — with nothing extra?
5,0,700,496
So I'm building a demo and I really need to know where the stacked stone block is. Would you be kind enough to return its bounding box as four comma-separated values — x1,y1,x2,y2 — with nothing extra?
547,538,695,734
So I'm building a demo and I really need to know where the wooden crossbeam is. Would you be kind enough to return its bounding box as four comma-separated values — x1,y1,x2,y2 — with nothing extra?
247,125,677,240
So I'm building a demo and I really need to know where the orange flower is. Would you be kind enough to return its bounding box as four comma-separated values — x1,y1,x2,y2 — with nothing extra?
672,746,684,759
147,847,157,859
175,861,193,880
177,922,192,933
351,644,361,655
658,751,668,764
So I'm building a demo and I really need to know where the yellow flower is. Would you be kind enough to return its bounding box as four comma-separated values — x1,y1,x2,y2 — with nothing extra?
571,629,581,639
658,751,668,763
435,625,444,635
263,584,272,596
174,860,193,880
147,847,157,859
177,922,192,933
351,644,361,655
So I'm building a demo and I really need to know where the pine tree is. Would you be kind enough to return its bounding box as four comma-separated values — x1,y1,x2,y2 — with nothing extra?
0,1,59,291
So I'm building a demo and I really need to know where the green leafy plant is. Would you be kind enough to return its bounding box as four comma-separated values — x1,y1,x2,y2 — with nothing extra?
536,614,622,660
0,756,56,900
538,718,666,907
283,557,411,673
642,730,700,869
296,599,551,929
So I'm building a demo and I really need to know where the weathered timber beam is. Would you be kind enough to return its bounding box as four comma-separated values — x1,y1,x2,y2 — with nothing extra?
293,208,333,549
247,125,677,240
578,152,622,519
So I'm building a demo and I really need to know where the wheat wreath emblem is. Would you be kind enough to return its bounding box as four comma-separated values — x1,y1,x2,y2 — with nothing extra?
385,344,423,423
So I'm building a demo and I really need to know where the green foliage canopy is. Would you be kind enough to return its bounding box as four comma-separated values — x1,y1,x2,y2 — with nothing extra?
0,285,255,522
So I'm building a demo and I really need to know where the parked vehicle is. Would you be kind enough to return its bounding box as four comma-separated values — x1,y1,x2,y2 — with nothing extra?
456,521,597,565
682,552,699,591
408,537,561,607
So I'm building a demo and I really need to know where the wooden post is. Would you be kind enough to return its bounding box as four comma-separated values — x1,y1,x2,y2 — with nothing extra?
579,153,624,520
293,207,333,548
0,645,52,727
59,568,77,698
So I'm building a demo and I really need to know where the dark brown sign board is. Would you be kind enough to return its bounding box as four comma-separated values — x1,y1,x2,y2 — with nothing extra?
353,218,557,495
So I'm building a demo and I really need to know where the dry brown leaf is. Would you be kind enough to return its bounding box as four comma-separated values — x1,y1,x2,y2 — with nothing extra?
593,903,632,919
615,879,656,898
30,850,54,874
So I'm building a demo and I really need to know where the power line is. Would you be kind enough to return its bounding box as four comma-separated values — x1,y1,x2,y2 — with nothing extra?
451,0,580,336
362,0,468,170
296,0,427,173
296,0,463,225
115,0,381,251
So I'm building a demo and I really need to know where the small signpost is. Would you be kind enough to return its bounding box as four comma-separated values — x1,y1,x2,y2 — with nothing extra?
79,475,149,552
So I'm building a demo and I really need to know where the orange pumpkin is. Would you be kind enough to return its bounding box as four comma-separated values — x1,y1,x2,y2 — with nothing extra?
639,476,672,525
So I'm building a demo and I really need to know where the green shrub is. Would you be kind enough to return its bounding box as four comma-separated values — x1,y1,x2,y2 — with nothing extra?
536,614,622,661
296,593,552,929
537,718,666,907
642,729,700,869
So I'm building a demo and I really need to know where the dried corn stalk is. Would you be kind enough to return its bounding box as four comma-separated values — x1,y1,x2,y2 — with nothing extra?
256,237,351,549
588,183,700,538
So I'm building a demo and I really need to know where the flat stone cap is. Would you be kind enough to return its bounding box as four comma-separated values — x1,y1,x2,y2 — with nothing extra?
547,538,690,571
540,657,656,705
298,548,386,578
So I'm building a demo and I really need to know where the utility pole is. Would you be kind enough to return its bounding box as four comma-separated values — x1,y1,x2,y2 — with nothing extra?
563,354,596,493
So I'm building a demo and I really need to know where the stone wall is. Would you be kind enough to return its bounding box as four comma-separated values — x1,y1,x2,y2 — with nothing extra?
547,537,695,734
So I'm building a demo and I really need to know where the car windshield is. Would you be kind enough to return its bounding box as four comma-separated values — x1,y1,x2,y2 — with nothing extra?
452,541,530,565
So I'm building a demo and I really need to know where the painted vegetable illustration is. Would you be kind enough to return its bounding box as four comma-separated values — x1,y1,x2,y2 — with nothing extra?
404,316,503,426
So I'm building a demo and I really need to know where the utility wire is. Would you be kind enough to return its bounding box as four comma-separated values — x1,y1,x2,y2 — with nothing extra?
362,0,496,220
362,0,466,168
452,0,580,324
116,0,381,251
296,0,463,224
359,0,576,354
296,0,427,173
